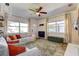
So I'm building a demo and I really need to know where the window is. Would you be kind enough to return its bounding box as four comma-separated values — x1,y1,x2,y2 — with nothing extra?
57,21,64,33
7,21,19,33
7,21,28,33
48,20,65,33
48,22,56,32
20,23,28,33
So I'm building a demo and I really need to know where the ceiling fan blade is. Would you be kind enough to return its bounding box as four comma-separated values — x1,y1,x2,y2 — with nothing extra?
40,12,47,14
37,7,43,12
29,9,36,12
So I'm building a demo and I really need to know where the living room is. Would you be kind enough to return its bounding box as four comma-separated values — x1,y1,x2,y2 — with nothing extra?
0,3,79,56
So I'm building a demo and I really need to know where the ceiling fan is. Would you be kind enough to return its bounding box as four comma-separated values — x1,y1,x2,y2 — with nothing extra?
29,6,47,16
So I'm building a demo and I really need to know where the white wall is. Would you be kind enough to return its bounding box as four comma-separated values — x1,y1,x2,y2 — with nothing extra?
37,19,47,39
29,19,38,37
38,19,46,31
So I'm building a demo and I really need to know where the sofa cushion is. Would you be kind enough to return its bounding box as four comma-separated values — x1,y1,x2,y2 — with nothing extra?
7,40,19,44
9,35,17,40
8,45,26,56
16,34,21,39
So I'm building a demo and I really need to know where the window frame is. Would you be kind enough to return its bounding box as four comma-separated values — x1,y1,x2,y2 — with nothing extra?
19,23,29,33
48,20,65,33
7,21,29,34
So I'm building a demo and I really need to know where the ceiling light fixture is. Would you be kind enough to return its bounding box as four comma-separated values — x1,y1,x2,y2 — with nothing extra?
36,12,40,15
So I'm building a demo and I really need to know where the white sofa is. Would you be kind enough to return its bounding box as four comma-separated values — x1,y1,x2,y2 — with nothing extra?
6,34,36,45
19,34,36,44
0,35,42,56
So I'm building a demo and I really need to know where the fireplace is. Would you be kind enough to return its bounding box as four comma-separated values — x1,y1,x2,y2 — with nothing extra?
38,31,45,38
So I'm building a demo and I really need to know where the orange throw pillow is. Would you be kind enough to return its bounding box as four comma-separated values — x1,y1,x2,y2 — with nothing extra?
8,45,26,56
9,35,17,40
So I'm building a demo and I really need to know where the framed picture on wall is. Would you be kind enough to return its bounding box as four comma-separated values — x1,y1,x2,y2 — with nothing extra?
39,24,44,26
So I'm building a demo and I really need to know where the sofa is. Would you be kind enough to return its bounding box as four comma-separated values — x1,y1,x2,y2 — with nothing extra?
6,34,36,45
0,35,42,56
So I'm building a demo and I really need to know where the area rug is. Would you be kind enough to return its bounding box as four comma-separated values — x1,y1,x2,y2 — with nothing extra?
18,39,67,56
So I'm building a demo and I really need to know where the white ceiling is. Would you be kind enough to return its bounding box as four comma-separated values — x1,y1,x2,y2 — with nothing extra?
9,3,77,19
10,3,66,12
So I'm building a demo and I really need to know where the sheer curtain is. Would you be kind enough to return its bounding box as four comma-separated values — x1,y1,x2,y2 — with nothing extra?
64,13,72,43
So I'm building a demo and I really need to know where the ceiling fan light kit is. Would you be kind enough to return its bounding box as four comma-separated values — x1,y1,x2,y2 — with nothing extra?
36,12,40,15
